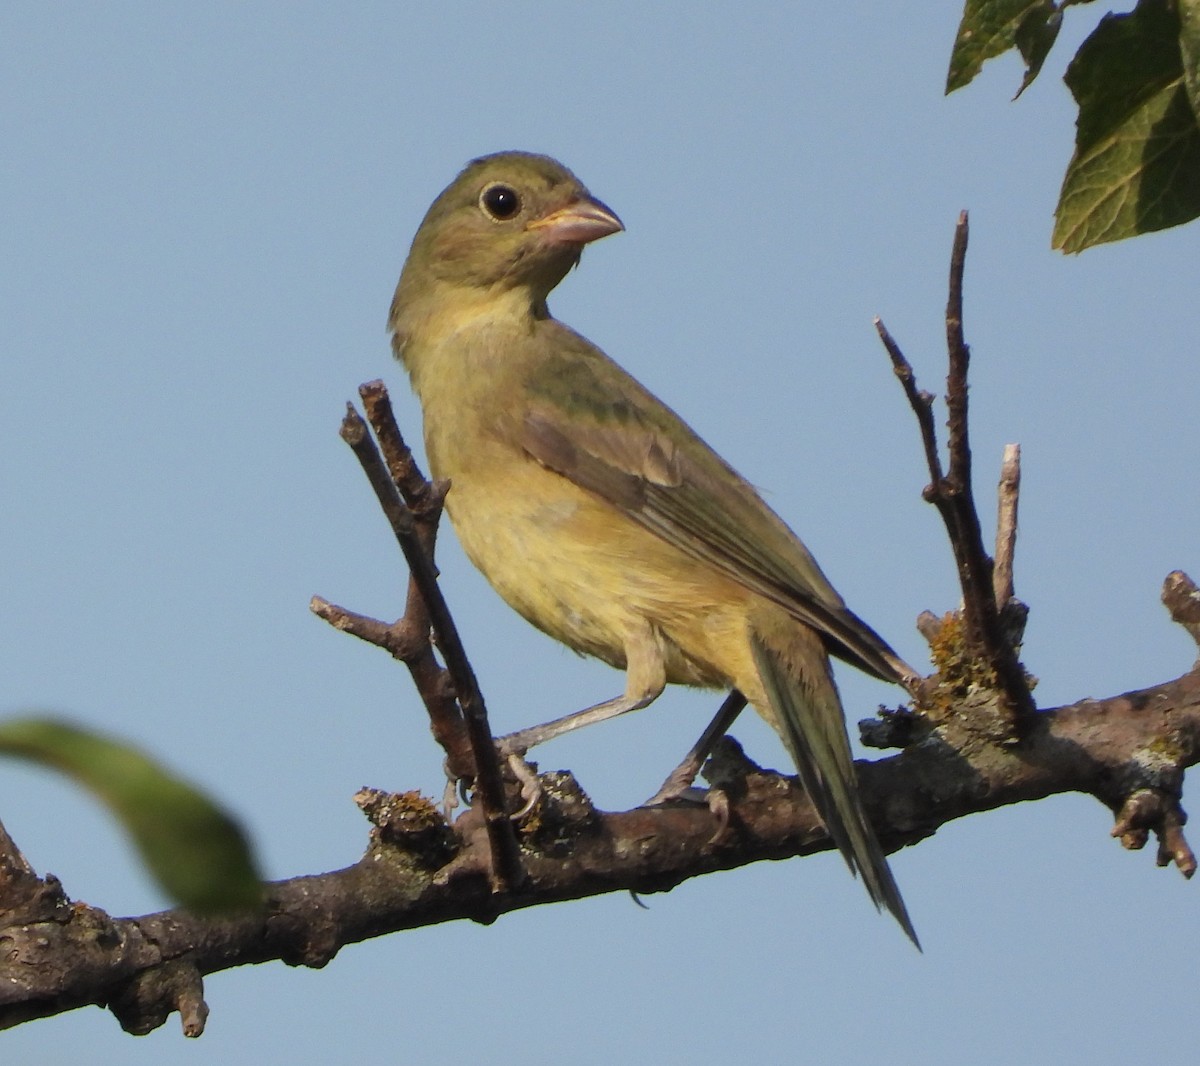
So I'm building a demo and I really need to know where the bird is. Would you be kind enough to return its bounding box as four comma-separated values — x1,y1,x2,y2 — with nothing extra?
388,150,919,945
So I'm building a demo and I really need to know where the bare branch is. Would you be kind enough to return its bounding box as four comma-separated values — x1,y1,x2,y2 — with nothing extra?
878,213,1034,724
1163,570,1200,651
322,405,470,773
5,664,1199,1031
358,381,442,521
993,443,1021,608
944,212,972,496
321,399,524,893
874,317,942,489
939,214,1024,708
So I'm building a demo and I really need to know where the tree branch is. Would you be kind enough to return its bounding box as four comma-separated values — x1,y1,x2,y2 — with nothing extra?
312,392,524,894
4,661,1198,1031
876,212,1035,724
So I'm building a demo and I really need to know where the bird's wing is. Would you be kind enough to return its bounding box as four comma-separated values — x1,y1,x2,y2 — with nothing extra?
518,325,909,683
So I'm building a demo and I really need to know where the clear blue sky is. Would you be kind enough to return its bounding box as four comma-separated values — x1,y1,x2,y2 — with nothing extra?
3,4,1197,1063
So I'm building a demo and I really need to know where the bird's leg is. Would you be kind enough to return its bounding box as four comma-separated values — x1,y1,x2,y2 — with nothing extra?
498,625,667,754
498,687,661,754
497,625,667,815
644,690,748,805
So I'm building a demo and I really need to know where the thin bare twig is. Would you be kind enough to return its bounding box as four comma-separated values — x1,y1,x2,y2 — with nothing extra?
354,383,474,781
875,319,942,490
324,406,469,773
993,443,1021,609
309,594,472,787
877,213,1034,723
940,214,1005,671
328,402,524,893
944,213,972,495
358,381,440,516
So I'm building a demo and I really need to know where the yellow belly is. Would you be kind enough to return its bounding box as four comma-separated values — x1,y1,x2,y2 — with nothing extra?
438,441,751,691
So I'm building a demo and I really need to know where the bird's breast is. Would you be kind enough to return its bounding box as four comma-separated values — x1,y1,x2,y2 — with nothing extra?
407,319,746,689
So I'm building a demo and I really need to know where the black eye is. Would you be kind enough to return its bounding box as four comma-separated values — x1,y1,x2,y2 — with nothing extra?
480,183,521,220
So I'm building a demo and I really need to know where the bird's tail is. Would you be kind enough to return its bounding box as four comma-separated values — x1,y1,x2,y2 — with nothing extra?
748,627,920,948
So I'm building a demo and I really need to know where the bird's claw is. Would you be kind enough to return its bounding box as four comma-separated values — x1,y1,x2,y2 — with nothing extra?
440,758,464,817
643,757,706,807
442,777,461,818
504,750,542,820
706,788,734,845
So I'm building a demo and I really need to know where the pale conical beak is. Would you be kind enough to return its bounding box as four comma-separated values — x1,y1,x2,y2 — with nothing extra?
527,196,624,245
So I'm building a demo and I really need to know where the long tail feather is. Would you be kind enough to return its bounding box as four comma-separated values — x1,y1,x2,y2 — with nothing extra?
749,631,920,948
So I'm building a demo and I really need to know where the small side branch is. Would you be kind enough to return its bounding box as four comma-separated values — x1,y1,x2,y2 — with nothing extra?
993,444,1021,608
110,961,208,1038
877,322,941,486
937,215,1020,699
1112,789,1197,879
876,212,1035,724
1163,570,1200,652
314,388,524,893
349,384,474,781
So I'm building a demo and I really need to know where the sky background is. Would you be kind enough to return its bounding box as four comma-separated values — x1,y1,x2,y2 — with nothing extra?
3,3,1198,1063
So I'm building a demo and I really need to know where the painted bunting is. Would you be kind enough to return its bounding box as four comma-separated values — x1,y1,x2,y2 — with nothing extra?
388,151,918,944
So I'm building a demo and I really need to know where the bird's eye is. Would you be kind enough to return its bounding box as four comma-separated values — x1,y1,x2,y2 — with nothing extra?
480,183,521,221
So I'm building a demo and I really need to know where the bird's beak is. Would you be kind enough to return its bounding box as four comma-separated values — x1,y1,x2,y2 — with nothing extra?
527,197,624,245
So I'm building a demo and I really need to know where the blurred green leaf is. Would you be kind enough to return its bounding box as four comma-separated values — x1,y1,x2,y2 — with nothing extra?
1053,0,1200,251
947,0,1063,94
0,716,262,913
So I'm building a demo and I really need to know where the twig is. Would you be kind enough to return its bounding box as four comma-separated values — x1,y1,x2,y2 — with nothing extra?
357,382,439,515
877,213,1035,723
0,818,37,908
309,595,471,785
355,383,474,781
328,401,524,893
1111,789,1196,879
944,213,972,498
1162,570,1200,651
323,407,469,778
939,214,1008,677
875,320,941,490
993,444,1021,608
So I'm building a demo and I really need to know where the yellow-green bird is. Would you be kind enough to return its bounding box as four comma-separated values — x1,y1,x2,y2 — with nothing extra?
389,151,919,944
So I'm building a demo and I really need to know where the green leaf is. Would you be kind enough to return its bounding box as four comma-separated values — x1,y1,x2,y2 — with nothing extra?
947,0,1063,94
1181,0,1200,123
0,716,262,913
1054,0,1200,252
1013,6,1063,98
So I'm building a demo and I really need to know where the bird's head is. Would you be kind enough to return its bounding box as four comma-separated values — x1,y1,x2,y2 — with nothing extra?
390,152,623,346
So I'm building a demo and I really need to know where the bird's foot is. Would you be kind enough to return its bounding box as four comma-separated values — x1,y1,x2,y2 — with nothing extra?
643,756,708,807
497,743,542,821
644,764,734,844
442,776,461,819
